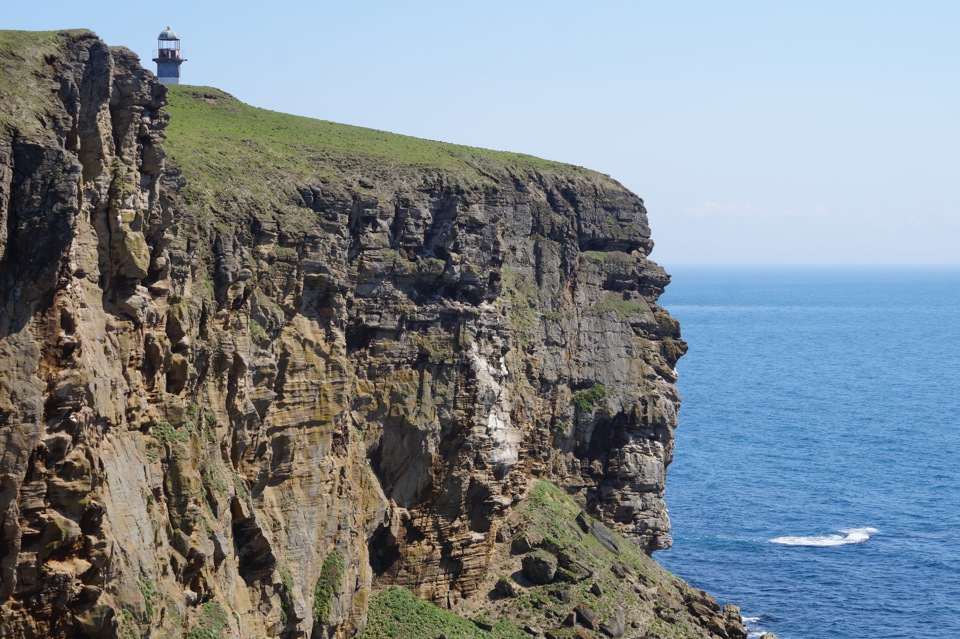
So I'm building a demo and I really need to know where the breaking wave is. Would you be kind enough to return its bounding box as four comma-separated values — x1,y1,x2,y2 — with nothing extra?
770,527,879,547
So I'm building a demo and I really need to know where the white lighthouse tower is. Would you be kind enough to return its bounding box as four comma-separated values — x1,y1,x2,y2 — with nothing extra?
152,27,186,85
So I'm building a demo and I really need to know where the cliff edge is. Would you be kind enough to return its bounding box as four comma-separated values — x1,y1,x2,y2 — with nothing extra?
0,30,745,639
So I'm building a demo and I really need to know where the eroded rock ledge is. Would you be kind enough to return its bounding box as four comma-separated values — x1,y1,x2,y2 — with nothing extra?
0,31,697,639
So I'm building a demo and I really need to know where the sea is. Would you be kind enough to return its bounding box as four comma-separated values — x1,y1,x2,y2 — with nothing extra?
655,267,960,639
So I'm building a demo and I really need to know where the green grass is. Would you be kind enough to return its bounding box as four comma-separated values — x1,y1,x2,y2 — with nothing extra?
2,30,607,237
571,384,608,412
249,319,268,344
359,587,525,639
499,266,542,342
0,30,94,136
358,482,713,639
587,297,651,321
152,420,192,445
118,607,139,639
136,574,158,622
499,481,713,639
520,482,591,553
163,85,596,227
580,250,637,265
280,566,294,594
184,602,230,639
200,459,229,493
313,550,345,625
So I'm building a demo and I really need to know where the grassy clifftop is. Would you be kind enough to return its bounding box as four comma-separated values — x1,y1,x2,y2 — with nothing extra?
0,29,91,136
2,29,599,206
163,85,597,215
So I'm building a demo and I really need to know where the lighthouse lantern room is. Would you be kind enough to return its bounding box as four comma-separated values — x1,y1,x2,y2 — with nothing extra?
153,27,186,85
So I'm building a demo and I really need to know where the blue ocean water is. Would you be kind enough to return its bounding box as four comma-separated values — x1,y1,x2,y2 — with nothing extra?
656,267,960,639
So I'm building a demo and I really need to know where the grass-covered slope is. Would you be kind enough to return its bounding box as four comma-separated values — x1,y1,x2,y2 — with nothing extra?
0,29,91,136
360,588,527,639
1,29,597,202
163,85,596,217
361,481,741,639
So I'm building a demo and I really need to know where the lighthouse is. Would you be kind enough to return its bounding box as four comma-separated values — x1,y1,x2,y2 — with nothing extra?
153,27,186,85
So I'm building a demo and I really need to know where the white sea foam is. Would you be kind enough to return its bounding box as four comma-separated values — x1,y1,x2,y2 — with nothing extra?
743,615,764,639
770,527,879,546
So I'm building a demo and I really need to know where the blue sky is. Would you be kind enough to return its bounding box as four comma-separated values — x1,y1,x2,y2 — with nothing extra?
6,1,959,265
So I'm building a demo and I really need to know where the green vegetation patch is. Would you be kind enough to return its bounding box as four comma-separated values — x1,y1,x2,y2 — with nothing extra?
571,384,608,412
118,607,139,639
359,587,525,639
521,481,587,549
0,29,92,136
493,481,713,638
136,573,159,621
163,86,596,226
587,297,651,321
313,549,345,625
500,266,544,343
580,250,637,265
152,420,193,445
185,602,230,639
249,319,269,344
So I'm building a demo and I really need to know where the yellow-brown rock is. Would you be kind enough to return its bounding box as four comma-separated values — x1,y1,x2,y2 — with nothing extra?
0,30,703,639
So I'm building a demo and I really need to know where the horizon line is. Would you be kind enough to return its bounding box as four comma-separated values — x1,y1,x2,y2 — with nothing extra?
660,262,960,269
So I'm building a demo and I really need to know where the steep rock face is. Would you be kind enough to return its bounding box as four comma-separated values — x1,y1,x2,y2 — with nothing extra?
0,31,688,639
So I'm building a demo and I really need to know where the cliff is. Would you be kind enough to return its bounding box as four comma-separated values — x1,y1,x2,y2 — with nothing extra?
0,30,744,639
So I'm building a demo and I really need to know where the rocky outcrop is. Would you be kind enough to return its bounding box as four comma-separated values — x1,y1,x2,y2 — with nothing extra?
0,30,693,639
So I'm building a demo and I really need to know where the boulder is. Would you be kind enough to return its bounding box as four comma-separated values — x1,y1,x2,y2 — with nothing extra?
495,576,521,598
512,532,542,554
590,520,621,555
576,512,621,555
705,614,728,637
522,550,557,585
473,618,494,631
724,604,748,639
574,603,598,630
687,600,715,619
599,605,625,638
610,562,631,578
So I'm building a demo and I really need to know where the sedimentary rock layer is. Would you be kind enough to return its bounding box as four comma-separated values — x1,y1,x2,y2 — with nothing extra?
0,31,688,638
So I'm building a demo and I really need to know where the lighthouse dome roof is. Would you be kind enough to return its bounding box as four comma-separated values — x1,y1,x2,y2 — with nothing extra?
158,26,180,40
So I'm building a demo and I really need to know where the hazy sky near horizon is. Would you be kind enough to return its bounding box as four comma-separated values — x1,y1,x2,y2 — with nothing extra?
6,1,959,266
